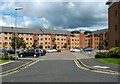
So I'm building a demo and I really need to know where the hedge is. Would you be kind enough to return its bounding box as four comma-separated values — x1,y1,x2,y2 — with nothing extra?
95,47,120,58
0,55,15,60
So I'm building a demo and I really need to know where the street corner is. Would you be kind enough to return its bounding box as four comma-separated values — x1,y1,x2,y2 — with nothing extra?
75,59,120,75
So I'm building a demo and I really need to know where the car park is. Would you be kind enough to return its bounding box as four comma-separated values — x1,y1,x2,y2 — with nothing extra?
18,49,40,58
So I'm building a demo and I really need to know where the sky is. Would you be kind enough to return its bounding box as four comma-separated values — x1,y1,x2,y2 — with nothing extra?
0,0,109,31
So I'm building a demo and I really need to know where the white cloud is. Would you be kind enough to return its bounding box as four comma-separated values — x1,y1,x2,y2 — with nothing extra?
1,16,15,27
1,1,108,30
2,0,109,2
0,20,6,26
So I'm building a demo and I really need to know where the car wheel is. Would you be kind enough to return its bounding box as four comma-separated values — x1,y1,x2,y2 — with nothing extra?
20,54,23,58
34,54,37,57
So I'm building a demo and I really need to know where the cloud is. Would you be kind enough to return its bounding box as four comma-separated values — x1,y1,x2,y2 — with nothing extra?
0,20,6,26
1,16,15,27
1,1,108,30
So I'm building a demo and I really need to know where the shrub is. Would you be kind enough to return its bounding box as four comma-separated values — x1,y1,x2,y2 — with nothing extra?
1,55,15,60
2,55,10,60
95,47,120,58
108,47,120,58
95,52,108,58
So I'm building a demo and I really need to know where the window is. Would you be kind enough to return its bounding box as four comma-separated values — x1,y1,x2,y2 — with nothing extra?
21,38,23,40
115,25,117,31
9,37,11,39
115,10,117,16
115,40,118,46
30,38,32,40
45,42,47,44
41,38,43,40
45,38,47,40
5,32,7,34
26,38,29,40
57,38,59,40
4,37,7,40
5,42,8,44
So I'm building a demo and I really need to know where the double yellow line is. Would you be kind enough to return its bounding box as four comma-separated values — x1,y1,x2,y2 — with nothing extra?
0,60,39,77
74,59,120,75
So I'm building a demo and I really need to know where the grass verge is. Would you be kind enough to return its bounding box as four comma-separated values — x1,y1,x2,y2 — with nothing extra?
0,60,11,64
96,58,120,66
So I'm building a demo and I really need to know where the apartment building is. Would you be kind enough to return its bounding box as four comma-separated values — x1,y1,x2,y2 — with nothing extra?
106,0,120,48
0,26,108,50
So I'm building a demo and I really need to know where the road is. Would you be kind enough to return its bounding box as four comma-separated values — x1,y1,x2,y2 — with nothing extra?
2,51,119,82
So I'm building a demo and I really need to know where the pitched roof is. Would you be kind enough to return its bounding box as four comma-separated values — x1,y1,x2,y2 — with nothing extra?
0,26,71,35
93,29,108,34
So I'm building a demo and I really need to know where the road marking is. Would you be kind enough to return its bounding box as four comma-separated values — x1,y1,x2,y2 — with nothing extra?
92,66,109,69
0,60,39,77
74,60,120,75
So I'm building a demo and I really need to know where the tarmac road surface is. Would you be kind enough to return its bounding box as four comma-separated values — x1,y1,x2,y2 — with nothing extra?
2,51,119,82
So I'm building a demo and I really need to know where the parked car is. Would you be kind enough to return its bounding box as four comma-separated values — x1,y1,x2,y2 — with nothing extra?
46,49,57,53
7,50,15,54
0,49,9,55
36,49,46,56
42,49,46,55
46,49,61,53
57,49,61,52
70,49,81,52
83,48,93,52
7,49,20,54
18,49,40,58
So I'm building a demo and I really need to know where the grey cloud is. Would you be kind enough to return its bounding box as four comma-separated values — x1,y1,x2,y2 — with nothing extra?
2,1,108,29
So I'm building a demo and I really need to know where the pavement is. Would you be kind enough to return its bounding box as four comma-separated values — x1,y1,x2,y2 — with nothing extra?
72,51,120,73
0,59,33,74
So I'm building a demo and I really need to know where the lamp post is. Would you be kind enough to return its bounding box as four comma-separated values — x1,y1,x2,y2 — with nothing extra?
14,7,23,59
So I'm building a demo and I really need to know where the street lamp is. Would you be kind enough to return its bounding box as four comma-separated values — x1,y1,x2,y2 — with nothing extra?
14,7,23,59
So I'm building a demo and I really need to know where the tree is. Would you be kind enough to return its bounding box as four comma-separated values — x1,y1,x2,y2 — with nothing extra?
39,44,43,49
47,45,50,49
2,42,7,49
10,36,26,49
99,41,104,51
103,39,108,49
53,44,57,49
32,43,36,49
63,43,67,48
21,43,27,50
